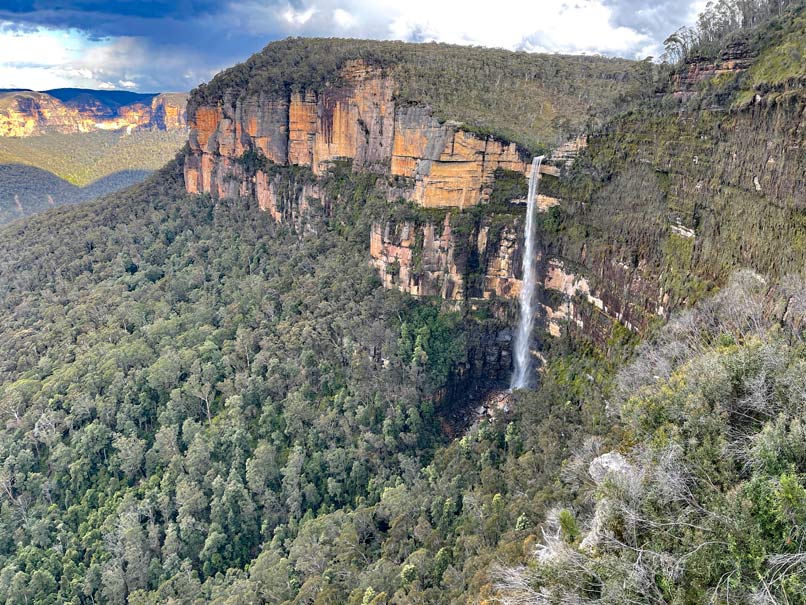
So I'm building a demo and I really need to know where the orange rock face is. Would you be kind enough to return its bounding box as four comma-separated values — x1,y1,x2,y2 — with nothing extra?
408,131,528,208
0,92,91,136
288,91,318,166
151,93,189,130
184,60,532,208
370,217,465,300
0,91,188,137
479,225,522,299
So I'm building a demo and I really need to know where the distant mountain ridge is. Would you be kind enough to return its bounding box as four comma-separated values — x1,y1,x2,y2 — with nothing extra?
0,88,188,136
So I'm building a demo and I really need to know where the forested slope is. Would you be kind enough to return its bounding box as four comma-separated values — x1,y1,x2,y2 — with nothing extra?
0,165,151,225
0,160,494,604
0,2,804,605
498,272,806,604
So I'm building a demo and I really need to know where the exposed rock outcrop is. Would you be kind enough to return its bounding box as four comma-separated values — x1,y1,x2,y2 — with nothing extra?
0,90,188,137
671,40,754,100
183,38,806,355
0,92,89,137
369,215,525,303
185,60,537,209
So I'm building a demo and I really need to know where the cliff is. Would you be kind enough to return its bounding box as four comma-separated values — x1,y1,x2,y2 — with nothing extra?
369,214,523,302
0,90,188,136
670,40,755,100
183,37,649,209
539,16,806,338
184,60,539,209
182,27,805,352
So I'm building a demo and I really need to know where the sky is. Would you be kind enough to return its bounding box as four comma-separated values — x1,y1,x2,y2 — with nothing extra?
0,0,708,93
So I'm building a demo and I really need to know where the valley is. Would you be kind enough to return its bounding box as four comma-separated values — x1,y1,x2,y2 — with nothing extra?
0,2,803,604
0,89,187,137
0,91,189,225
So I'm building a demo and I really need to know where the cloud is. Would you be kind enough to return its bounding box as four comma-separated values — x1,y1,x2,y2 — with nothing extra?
602,0,707,40
0,1,706,92
333,9,358,29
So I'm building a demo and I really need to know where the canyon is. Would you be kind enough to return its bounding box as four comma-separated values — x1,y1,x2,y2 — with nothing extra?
183,32,805,371
0,89,188,136
1,7,805,603
183,55,637,353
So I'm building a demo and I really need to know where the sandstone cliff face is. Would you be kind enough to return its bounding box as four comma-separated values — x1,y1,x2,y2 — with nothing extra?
0,91,188,137
185,60,535,209
369,216,524,302
670,40,754,100
0,92,91,136
671,59,751,100
150,94,188,131
366,208,650,346
185,49,804,351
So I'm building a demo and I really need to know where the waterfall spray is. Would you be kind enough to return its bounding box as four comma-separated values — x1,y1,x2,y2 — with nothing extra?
510,156,544,391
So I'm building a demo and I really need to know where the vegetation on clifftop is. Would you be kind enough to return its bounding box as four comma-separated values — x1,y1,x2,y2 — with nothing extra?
190,38,655,151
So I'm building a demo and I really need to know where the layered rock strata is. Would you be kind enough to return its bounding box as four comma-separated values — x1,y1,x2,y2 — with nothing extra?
184,60,543,209
369,216,524,302
0,92,188,137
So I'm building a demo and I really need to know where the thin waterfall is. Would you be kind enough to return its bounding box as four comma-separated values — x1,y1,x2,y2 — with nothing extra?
510,156,544,390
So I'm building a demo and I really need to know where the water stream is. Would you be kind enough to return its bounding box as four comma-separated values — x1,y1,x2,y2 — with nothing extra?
510,156,544,390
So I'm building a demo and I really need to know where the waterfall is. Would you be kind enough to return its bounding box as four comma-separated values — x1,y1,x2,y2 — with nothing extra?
510,156,544,391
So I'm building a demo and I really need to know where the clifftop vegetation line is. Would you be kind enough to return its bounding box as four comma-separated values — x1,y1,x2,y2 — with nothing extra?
0,2,803,604
190,38,653,152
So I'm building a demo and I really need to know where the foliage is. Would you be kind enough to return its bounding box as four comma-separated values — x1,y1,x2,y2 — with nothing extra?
191,37,656,152
236,149,271,177
662,0,803,64
0,156,525,605
735,6,806,102
497,271,806,604
0,129,186,186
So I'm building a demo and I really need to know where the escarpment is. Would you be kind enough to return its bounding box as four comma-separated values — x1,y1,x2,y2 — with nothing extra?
0,91,188,136
182,33,806,352
544,91,806,339
184,60,532,209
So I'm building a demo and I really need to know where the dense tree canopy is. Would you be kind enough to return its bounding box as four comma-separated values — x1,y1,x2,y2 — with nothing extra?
0,4,803,605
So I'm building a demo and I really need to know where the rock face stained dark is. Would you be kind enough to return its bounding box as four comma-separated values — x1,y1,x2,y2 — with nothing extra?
182,34,806,348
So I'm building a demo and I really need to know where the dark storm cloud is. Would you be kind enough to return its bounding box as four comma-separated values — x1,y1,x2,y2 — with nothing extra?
0,1,274,47
0,1,707,91
0,0,393,90
0,1,299,90
1,1,222,21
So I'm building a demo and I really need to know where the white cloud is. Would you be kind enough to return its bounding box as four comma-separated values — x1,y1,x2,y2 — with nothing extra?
252,0,678,57
0,25,76,66
283,7,317,25
0,1,708,91
333,8,358,29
